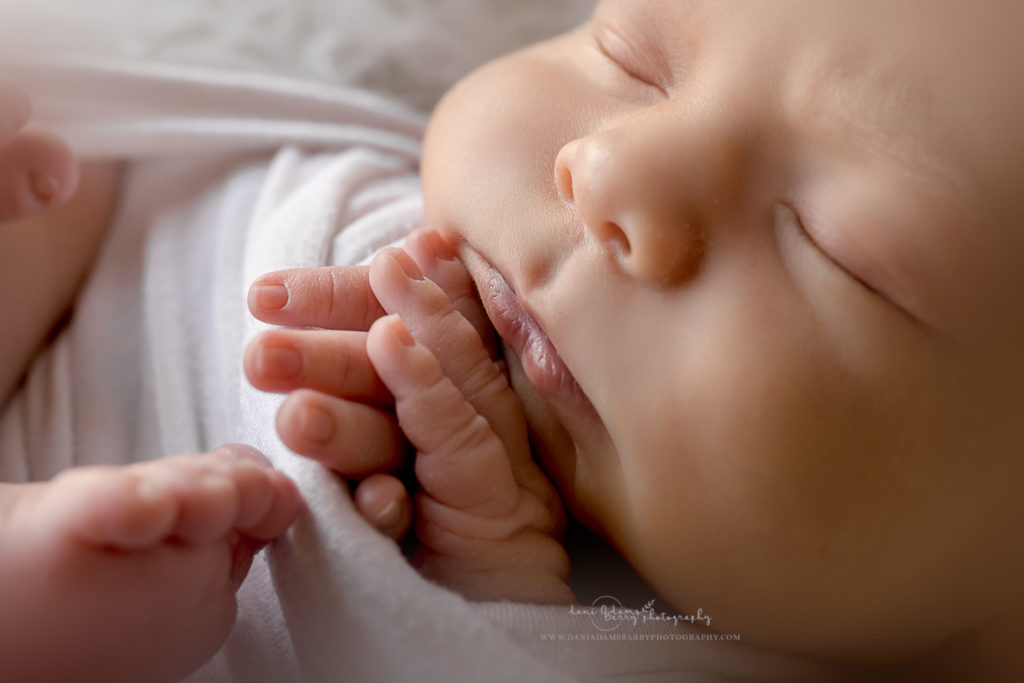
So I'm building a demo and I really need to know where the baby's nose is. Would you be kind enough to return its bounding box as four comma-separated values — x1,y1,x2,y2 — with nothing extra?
554,105,747,286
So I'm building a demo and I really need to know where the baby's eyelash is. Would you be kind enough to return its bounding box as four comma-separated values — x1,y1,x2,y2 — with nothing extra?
595,34,638,81
778,202,926,328
778,202,869,288
593,25,667,95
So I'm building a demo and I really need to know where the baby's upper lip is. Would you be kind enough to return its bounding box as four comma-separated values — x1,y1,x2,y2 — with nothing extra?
461,244,548,352
458,244,594,411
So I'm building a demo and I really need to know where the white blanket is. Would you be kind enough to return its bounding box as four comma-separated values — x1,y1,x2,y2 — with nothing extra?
0,6,837,681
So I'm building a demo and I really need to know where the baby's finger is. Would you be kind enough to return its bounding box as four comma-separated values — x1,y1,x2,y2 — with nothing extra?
245,329,391,406
353,473,412,541
403,227,500,361
367,314,520,518
0,126,79,223
368,248,533,471
248,266,385,331
0,81,32,142
276,389,407,478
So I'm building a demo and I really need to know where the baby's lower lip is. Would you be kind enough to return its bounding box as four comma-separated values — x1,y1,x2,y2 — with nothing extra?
465,249,592,411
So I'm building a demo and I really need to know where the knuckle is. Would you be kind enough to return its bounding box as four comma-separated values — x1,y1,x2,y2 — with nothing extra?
409,283,457,323
462,358,512,407
397,354,451,404
446,273,477,305
329,342,354,386
433,412,496,458
400,374,485,452
451,291,484,323
522,494,560,535
499,494,546,537
325,268,344,322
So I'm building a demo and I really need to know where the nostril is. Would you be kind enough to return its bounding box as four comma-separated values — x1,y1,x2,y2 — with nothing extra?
597,221,631,260
554,161,574,204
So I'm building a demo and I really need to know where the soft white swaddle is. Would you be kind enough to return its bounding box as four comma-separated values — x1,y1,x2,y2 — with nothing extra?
0,3,837,680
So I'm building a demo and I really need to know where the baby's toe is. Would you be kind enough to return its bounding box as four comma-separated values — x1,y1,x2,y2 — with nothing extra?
139,457,241,544
206,446,275,531
46,466,179,551
0,81,32,141
45,452,299,551
236,467,303,540
0,126,79,223
172,448,302,542
207,444,303,544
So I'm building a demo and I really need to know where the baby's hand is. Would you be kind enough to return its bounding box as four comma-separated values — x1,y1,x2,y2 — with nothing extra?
365,244,572,604
245,229,572,604
246,227,509,538
0,80,79,223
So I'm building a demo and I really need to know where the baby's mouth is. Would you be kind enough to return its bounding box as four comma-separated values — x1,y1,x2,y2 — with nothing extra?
460,247,593,413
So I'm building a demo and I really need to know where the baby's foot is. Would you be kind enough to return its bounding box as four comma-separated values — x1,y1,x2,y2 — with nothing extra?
0,80,79,223
0,445,302,683
366,246,573,605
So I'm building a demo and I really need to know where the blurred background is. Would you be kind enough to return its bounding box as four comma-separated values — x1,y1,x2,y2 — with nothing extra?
0,0,594,111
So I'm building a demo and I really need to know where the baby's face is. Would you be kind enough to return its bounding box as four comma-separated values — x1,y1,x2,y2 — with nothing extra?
422,0,1024,660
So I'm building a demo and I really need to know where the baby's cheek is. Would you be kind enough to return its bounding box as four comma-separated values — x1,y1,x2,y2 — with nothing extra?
613,370,966,656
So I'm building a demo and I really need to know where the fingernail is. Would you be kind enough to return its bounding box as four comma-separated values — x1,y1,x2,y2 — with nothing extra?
424,229,457,261
302,405,335,444
391,316,415,347
29,169,58,203
391,249,425,281
251,282,289,311
258,344,302,379
200,473,233,493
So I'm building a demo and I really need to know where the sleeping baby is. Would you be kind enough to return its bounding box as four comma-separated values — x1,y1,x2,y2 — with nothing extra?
1,0,1023,680
246,0,1024,680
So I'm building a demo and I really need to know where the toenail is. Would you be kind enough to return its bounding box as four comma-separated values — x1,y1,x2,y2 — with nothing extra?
137,478,173,503
302,405,335,444
392,250,425,280
252,283,289,310
200,473,233,492
259,345,302,379
29,170,58,203
214,443,270,466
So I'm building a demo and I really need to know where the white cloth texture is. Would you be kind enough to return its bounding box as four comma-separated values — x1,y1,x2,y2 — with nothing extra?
0,9,837,683
0,0,592,112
